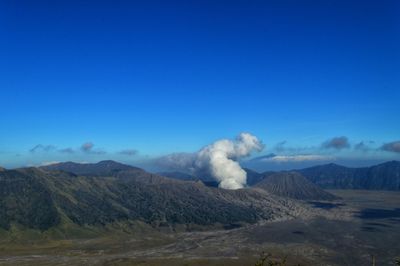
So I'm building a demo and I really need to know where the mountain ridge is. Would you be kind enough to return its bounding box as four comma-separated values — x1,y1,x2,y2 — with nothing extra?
297,160,400,190
40,160,400,190
0,164,305,233
40,160,143,176
255,171,338,200
157,171,199,181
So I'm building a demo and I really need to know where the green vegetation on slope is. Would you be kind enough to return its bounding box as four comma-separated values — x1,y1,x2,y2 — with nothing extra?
0,165,299,235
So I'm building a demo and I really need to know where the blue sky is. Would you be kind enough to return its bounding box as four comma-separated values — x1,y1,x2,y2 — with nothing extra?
1,0,399,169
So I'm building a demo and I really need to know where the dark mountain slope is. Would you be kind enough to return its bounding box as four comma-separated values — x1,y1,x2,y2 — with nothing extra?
298,161,400,190
261,171,276,178
0,168,61,230
40,160,142,177
297,163,359,189
244,168,265,186
0,166,302,231
255,171,338,200
362,161,400,190
157,171,199,181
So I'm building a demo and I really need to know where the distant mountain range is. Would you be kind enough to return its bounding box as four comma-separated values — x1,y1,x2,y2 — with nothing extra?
161,161,400,191
41,160,142,176
255,171,338,201
2,160,399,233
297,161,400,190
0,161,302,232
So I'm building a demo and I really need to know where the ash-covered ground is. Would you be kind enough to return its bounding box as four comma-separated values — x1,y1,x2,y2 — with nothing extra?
0,190,399,266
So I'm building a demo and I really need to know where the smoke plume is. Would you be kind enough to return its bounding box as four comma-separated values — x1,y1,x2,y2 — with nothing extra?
195,133,263,189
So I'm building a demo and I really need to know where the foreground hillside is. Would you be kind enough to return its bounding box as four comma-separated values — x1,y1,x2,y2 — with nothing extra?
0,162,310,233
4,161,398,265
0,190,398,266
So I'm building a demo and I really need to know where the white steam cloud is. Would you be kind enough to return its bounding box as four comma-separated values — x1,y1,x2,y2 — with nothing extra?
153,133,264,189
195,133,264,189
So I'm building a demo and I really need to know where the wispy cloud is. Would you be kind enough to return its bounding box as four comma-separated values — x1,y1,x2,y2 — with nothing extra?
153,152,196,172
29,144,56,153
80,142,106,154
381,141,400,153
274,141,287,152
272,141,314,153
322,136,350,150
118,149,138,156
27,142,106,155
256,154,335,162
40,161,60,166
59,148,75,154
81,142,94,152
354,141,374,152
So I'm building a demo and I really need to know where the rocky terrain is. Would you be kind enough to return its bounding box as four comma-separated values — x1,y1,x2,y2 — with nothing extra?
0,161,325,234
0,190,398,266
157,171,199,181
2,160,400,265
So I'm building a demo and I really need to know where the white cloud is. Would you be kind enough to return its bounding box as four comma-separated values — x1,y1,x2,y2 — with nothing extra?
261,154,335,162
152,133,264,189
196,133,264,189
40,161,60,166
